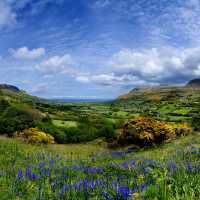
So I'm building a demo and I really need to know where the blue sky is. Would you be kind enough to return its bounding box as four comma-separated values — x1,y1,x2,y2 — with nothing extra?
0,0,200,98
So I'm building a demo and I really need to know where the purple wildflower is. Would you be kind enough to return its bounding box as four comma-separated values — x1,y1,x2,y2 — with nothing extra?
17,169,24,181
60,185,68,195
187,162,195,173
117,186,131,200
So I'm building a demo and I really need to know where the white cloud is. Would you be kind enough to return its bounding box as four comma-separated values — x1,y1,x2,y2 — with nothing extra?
109,47,200,81
76,73,159,87
76,46,200,87
10,47,45,59
36,54,74,75
0,1,16,29
30,83,48,94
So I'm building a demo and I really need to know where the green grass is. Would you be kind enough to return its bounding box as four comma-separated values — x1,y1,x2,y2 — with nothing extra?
52,120,79,128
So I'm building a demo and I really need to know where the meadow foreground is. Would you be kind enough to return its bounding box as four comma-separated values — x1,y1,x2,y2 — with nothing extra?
1,134,200,200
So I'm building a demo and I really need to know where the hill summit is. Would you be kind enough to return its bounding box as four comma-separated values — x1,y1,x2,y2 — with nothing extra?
187,79,200,87
0,84,21,93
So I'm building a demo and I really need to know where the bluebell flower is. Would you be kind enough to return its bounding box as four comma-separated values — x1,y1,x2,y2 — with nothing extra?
85,167,103,174
60,185,68,195
83,178,89,190
103,191,113,200
168,161,178,175
117,186,131,200
31,173,39,181
89,181,96,190
51,181,58,192
46,169,51,177
121,162,129,169
111,151,126,158
141,183,148,191
187,162,195,173
26,166,32,179
74,180,83,190
17,169,24,181
38,162,46,169
130,160,136,169
50,159,55,167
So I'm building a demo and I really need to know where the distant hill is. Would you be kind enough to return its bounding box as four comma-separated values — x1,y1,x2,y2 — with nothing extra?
118,80,200,101
187,79,200,87
0,84,20,93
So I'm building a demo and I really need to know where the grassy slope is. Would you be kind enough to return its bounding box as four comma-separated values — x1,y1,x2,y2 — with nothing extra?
1,132,200,161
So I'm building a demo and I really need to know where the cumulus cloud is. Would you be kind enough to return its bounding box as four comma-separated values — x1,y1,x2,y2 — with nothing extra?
76,73,159,87
10,47,45,59
36,54,74,75
0,1,16,29
76,47,200,87
109,47,200,81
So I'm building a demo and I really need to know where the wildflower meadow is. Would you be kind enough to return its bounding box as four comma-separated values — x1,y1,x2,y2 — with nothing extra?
1,134,200,200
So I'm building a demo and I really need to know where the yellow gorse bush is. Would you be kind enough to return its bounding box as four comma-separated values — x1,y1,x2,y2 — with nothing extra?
20,128,55,144
118,116,192,147
174,123,193,136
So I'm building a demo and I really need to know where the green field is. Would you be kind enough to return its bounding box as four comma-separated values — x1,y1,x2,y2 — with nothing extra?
52,120,79,128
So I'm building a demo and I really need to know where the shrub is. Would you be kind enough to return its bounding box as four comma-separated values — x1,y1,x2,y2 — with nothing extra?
0,106,36,136
174,123,193,136
98,124,115,139
118,116,192,147
19,128,55,144
36,122,64,143
63,125,98,143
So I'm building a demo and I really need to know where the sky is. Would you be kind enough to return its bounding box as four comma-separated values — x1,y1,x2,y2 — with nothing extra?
0,0,200,99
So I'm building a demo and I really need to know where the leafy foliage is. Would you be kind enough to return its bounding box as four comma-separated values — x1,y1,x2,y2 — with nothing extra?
0,106,36,136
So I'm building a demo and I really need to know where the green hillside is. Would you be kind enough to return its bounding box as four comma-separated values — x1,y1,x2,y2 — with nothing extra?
0,82,199,145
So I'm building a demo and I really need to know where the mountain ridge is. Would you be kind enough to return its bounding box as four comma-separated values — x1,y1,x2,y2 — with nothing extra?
118,79,200,100
187,79,200,87
0,84,21,93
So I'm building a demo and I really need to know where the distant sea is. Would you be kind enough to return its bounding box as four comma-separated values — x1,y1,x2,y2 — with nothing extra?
50,98,114,103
